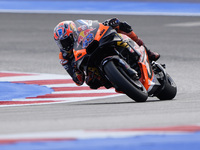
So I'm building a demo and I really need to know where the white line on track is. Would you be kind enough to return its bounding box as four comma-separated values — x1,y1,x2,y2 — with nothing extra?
0,129,190,140
12,94,121,102
166,21,200,27
51,89,116,94
46,83,87,87
0,73,71,82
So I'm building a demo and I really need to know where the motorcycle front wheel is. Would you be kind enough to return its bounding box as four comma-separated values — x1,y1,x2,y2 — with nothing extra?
103,60,148,102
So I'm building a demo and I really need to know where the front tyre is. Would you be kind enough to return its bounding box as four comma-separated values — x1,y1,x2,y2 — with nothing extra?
103,61,148,102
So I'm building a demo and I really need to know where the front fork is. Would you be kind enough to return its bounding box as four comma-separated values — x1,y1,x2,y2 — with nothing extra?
101,55,139,80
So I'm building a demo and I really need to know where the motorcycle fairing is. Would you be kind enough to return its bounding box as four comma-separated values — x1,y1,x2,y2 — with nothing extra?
138,48,160,94
73,20,110,61
123,37,160,94
72,19,160,95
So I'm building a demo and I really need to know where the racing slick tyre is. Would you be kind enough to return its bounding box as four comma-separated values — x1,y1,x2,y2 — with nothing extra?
156,73,177,100
104,60,148,102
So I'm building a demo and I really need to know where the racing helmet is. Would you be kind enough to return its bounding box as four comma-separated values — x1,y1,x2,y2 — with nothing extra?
54,21,77,51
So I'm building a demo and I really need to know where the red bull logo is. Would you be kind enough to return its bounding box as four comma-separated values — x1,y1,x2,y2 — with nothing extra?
77,26,95,48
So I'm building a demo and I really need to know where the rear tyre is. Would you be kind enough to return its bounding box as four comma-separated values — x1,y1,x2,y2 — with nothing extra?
156,73,177,100
104,61,148,102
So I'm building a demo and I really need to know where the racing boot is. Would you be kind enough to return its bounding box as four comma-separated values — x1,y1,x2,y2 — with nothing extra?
143,45,160,61
115,89,124,94
146,49,160,61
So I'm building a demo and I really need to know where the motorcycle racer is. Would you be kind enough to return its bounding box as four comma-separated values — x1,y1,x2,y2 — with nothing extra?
53,18,160,88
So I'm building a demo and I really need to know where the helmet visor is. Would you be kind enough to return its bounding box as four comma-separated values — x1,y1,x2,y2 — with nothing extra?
58,34,74,51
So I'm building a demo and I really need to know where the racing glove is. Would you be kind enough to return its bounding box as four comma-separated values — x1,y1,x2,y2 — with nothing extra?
72,70,85,86
103,18,120,28
72,62,85,86
85,67,105,89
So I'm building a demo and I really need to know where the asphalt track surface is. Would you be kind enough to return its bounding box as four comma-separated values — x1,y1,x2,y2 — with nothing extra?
0,12,200,136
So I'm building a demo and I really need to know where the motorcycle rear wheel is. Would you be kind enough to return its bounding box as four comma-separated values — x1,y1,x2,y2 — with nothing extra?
104,61,148,102
156,73,177,100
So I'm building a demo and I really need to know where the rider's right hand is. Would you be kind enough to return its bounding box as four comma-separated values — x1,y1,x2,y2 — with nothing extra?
71,60,85,86
72,70,85,86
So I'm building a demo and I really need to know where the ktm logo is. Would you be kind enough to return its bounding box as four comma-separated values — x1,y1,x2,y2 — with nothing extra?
100,29,105,36
77,53,82,59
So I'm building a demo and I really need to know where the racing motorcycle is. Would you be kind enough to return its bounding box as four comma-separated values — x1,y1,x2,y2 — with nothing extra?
73,20,177,102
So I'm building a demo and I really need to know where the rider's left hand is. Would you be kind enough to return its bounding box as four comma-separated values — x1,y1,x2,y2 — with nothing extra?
103,18,120,27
